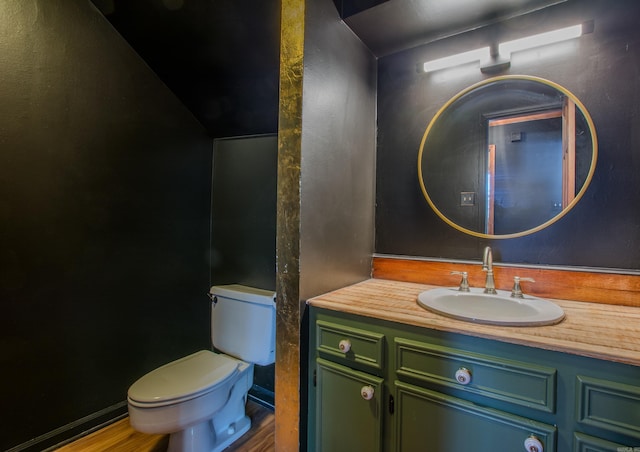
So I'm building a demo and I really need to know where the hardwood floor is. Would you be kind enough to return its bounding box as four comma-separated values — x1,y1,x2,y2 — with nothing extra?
56,400,274,452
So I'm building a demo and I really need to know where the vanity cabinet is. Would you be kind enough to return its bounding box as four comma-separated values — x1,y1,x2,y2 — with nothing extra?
315,359,384,451
308,307,640,452
394,382,555,452
393,336,557,452
314,320,386,451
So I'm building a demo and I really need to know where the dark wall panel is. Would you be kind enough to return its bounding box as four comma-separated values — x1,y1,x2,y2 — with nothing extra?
211,135,278,292
376,0,640,269
300,0,378,301
0,1,212,450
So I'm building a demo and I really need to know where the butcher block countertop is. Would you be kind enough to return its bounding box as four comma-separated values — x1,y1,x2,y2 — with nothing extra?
307,278,640,367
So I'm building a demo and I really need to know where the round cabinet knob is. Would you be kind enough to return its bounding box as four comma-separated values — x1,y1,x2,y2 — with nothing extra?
454,367,472,385
361,385,375,400
338,339,351,353
524,435,544,452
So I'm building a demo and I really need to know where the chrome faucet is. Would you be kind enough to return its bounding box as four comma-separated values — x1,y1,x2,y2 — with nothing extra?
482,246,497,294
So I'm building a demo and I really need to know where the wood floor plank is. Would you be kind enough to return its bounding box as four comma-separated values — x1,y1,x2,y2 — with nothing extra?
56,400,274,452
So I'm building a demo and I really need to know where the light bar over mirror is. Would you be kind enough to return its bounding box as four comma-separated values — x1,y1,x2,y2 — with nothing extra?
498,24,584,59
420,22,593,74
422,47,490,73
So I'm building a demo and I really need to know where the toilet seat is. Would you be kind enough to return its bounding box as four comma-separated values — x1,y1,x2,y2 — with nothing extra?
128,350,241,408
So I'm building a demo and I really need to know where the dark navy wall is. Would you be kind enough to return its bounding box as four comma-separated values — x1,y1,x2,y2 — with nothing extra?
376,0,640,269
0,1,212,450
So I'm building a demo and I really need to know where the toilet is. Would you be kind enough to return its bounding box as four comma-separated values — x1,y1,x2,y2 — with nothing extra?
127,284,276,452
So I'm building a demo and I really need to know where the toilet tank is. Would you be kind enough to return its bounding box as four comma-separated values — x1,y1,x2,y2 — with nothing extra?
209,284,276,366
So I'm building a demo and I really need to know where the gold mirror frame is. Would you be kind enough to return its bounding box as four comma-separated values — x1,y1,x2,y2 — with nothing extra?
417,75,598,239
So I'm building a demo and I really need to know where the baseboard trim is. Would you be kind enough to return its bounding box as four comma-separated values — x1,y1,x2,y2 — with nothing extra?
249,384,275,410
7,401,128,452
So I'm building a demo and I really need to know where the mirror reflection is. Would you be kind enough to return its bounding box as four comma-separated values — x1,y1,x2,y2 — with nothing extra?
418,76,597,239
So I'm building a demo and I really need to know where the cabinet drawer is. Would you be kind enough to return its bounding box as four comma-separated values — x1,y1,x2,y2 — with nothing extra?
573,432,630,452
317,320,385,372
395,337,556,413
395,380,556,452
577,375,640,441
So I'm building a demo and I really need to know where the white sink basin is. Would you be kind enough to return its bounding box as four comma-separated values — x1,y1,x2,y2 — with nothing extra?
417,287,565,326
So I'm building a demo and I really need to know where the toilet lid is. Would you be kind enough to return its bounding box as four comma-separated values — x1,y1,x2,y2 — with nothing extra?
128,350,240,407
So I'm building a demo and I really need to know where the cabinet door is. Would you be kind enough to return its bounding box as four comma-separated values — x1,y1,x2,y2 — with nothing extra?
573,432,630,452
395,381,556,452
316,358,384,452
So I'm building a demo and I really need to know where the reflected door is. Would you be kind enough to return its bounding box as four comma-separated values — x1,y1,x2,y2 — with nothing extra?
487,112,564,235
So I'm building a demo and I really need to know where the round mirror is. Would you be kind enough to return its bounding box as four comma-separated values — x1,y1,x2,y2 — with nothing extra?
418,75,597,239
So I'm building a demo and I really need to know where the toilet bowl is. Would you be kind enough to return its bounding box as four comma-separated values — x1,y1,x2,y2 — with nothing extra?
127,285,276,452
128,350,253,452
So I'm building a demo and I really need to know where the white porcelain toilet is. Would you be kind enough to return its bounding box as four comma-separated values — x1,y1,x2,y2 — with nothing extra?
127,284,276,452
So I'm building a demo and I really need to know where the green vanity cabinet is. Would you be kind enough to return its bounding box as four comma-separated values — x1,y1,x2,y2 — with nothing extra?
394,381,556,452
315,358,384,452
312,319,387,452
308,307,640,452
393,335,557,452
573,432,631,452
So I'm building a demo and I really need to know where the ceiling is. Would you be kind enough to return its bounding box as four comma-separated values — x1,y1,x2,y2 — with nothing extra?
341,0,569,56
90,0,281,137
89,0,568,134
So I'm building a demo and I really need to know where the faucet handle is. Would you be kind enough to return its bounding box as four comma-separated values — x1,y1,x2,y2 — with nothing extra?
511,276,535,298
450,271,470,292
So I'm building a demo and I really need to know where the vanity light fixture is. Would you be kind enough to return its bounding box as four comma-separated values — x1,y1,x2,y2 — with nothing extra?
422,21,593,74
421,47,490,73
498,23,585,60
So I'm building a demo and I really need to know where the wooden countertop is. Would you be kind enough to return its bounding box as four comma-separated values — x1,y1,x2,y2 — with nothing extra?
307,278,640,367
